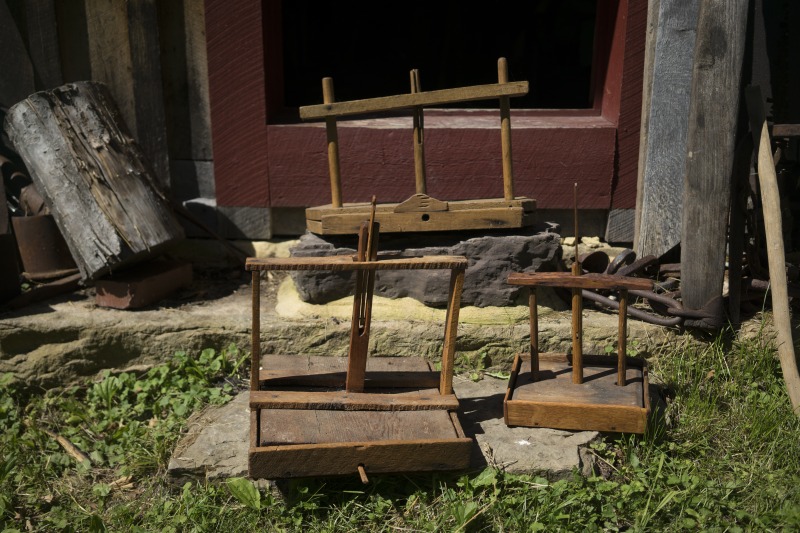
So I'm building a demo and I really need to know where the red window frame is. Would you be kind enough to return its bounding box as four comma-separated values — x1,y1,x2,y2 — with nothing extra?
204,0,645,214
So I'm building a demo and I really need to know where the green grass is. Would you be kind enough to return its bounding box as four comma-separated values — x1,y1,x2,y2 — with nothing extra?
1,324,800,532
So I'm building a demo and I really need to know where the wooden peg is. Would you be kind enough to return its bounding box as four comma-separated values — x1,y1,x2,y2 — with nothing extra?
357,464,369,484
617,289,628,386
498,58,514,201
322,77,342,208
571,183,583,384
410,69,427,195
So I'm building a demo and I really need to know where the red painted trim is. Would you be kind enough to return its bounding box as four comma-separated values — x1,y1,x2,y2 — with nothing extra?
205,0,270,207
205,0,646,212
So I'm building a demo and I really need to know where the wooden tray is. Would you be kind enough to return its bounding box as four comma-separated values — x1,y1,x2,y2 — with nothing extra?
504,352,650,434
249,356,471,479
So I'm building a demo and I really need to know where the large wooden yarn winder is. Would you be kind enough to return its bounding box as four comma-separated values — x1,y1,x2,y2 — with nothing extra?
245,206,472,480
300,58,535,235
503,189,653,434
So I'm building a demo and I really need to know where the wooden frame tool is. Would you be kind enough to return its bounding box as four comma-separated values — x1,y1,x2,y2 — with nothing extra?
302,58,536,235
245,214,471,479
502,185,653,433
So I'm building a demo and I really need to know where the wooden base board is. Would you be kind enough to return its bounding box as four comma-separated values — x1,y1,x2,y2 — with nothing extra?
504,353,650,434
306,197,536,235
249,355,471,479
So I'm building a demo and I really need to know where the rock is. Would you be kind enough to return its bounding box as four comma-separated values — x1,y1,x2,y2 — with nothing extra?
168,391,249,483
167,377,598,483
289,225,562,308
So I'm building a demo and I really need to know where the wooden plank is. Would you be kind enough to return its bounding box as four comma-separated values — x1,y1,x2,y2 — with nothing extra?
307,198,535,219
314,207,536,235
299,81,529,120
3,81,185,280
772,124,800,138
127,0,170,189
507,272,652,291
249,439,472,478
505,400,648,434
17,0,63,90
84,0,136,135
636,0,699,259
634,0,661,249
157,0,214,161
249,390,460,411
259,409,459,445
680,0,749,314
246,255,468,272
258,355,439,389
0,0,35,105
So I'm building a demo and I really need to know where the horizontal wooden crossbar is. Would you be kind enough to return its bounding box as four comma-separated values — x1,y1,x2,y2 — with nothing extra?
507,272,652,291
246,255,468,272
300,81,529,120
250,390,460,411
260,369,441,389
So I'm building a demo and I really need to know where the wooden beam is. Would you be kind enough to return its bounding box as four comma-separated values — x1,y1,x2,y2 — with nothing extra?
300,81,529,120
680,0,749,315
250,390,460,411
636,0,699,259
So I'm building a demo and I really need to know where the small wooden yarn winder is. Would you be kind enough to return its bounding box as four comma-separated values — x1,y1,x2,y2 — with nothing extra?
245,206,472,480
503,187,653,434
300,58,535,235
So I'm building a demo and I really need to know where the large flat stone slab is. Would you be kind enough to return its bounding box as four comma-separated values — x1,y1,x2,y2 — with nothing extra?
166,375,599,483
289,226,562,307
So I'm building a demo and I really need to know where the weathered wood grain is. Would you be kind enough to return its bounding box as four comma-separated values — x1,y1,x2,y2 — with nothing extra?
636,0,699,259
300,82,529,120
249,438,472,479
250,390,459,411
246,255,468,272
507,272,652,291
504,353,649,433
0,0,35,106
260,409,459,445
4,81,184,280
680,0,748,313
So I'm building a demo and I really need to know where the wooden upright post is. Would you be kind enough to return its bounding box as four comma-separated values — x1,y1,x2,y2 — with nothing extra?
322,77,343,208
251,270,260,392
617,289,628,386
529,288,539,382
680,0,748,325
498,57,514,201
410,69,427,195
571,183,583,384
440,268,464,395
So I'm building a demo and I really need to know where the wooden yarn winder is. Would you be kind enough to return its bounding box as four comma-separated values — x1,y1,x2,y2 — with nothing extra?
245,201,472,480
300,58,536,235
503,186,653,434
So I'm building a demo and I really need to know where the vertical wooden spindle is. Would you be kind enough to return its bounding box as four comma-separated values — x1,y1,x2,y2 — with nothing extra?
572,183,583,384
498,57,514,201
251,270,261,392
322,77,342,208
410,69,427,195
529,288,539,382
618,289,628,386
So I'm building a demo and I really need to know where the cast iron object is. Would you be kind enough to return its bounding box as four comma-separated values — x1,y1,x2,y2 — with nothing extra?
578,250,610,274
11,215,78,281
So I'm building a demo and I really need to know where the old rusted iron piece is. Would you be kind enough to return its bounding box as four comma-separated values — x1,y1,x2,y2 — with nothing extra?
11,214,78,281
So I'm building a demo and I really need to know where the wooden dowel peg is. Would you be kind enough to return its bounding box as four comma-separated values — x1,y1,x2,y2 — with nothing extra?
322,77,343,208
618,289,628,386
571,182,583,383
498,57,514,201
358,464,369,484
410,69,427,195
251,270,261,392
529,288,539,382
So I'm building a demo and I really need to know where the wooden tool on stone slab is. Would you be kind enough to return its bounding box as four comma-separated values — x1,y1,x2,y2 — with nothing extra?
346,196,379,392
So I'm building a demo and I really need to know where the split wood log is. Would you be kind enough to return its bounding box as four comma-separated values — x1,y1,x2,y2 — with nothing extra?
3,81,184,280
680,0,748,323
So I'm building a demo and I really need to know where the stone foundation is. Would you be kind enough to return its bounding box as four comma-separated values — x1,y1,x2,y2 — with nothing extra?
289,224,562,308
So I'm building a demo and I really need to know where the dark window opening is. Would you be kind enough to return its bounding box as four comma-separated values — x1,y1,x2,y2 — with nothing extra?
282,0,598,110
